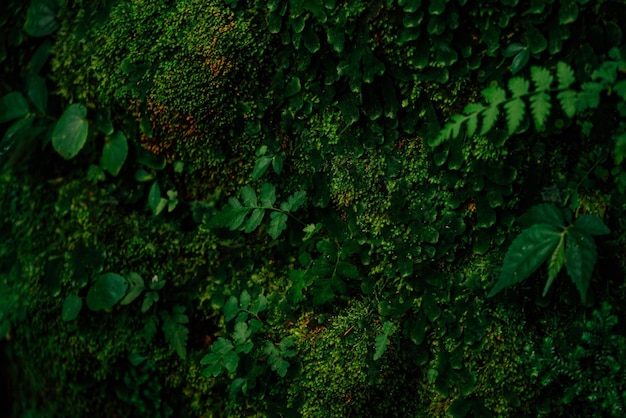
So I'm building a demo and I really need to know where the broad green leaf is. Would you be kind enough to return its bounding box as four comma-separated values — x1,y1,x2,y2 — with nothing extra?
573,215,610,236
61,294,83,322
201,338,239,376
141,291,159,313
244,208,264,233
529,92,552,130
559,1,578,24
249,294,267,314
284,77,301,97
52,103,88,159
505,98,525,135
518,203,565,228
86,272,128,311
530,66,554,91
511,49,530,74
503,43,526,58
120,272,145,305
259,183,276,207
268,212,287,239
283,190,306,212
565,230,597,303
206,205,250,230
526,26,547,54
101,131,128,176
544,233,565,296
557,90,577,118
422,292,441,322
241,186,257,207
24,0,59,37
0,92,30,124
26,75,48,113
301,25,320,53
614,80,626,101
0,116,35,166
252,156,272,180
556,62,576,89
489,223,562,297
232,321,252,347
224,295,240,322
336,261,359,279
272,153,284,175
266,12,282,34
27,40,52,75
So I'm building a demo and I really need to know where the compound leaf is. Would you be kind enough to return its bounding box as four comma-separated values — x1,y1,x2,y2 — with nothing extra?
556,61,576,89
529,92,552,130
573,215,610,236
505,98,526,135
565,229,597,303
544,233,566,296
268,212,288,239
530,66,554,91
489,223,562,297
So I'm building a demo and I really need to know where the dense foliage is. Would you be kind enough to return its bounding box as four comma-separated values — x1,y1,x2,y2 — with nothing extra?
2,0,626,416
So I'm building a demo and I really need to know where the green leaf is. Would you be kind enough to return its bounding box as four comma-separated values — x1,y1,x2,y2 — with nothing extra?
244,208,264,233
511,49,530,74
61,295,82,322
336,261,359,279
0,92,30,124
557,90,577,118
573,215,610,236
224,295,240,322
249,294,267,314
141,291,159,313
259,183,276,207
161,306,189,360
201,337,239,376
503,43,526,58
241,186,257,207
565,230,597,303
268,212,287,239
252,156,272,180
265,341,291,377
232,321,252,347
556,62,576,89
27,40,52,75
282,190,306,212
301,25,320,53
482,85,506,104
531,66,554,91
148,182,163,215
526,25,547,54
24,0,59,37
26,75,48,113
86,273,129,311
284,77,301,97
120,272,145,305
505,98,526,135
272,153,284,175
489,224,562,297
518,203,565,228
529,92,552,130
52,103,88,159
374,332,391,361
544,233,565,296
101,131,128,176
480,106,499,135
508,77,530,97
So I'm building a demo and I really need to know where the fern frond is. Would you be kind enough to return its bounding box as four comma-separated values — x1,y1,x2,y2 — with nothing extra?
531,66,554,91
557,90,577,118
505,98,526,135
530,92,552,130
556,62,576,90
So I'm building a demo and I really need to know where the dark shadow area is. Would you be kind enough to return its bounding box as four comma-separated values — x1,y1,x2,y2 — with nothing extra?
0,342,13,418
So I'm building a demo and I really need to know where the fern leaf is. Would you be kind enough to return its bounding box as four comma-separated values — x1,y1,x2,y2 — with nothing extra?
508,77,530,97
531,66,554,91
557,90,577,118
463,103,485,137
505,98,526,135
556,62,575,89
529,92,552,130
482,85,507,104
480,106,499,135
577,82,603,111
450,114,466,138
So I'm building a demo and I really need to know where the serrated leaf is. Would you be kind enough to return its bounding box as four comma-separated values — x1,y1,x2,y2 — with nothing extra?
531,66,554,91
505,98,526,135
244,208,265,233
557,90,577,118
482,85,507,104
161,307,189,360
249,294,267,314
224,295,239,322
374,332,391,361
544,233,565,296
573,215,610,236
489,223,562,297
268,212,288,239
518,203,565,228
52,103,88,159
577,82,602,111
101,131,128,176
556,62,576,89
86,273,128,311
480,106,499,135
232,321,252,347
201,337,239,376
283,190,306,212
252,156,272,180
141,291,159,313
529,92,552,130
508,77,530,97
61,295,82,322
241,186,257,207
259,183,276,207
565,230,597,303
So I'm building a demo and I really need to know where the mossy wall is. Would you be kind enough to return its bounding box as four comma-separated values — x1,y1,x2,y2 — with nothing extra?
2,0,626,417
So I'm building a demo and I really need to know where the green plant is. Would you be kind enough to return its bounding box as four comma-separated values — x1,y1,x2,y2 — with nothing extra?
489,203,609,302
